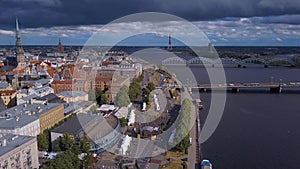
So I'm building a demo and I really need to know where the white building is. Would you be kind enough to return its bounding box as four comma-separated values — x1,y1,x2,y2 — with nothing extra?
57,91,88,103
28,86,54,97
0,134,39,169
0,110,40,137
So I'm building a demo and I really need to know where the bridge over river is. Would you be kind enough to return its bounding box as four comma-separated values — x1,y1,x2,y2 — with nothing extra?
187,82,300,93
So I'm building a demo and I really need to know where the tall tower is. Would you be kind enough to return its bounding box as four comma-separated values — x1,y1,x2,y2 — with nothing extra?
168,34,172,50
57,38,64,53
15,18,26,70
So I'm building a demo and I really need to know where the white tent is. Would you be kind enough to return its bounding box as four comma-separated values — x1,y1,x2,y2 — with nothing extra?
127,109,135,126
119,135,132,155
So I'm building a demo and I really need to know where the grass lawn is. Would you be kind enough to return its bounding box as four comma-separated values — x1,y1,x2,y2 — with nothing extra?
165,150,185,160
161,160,183,169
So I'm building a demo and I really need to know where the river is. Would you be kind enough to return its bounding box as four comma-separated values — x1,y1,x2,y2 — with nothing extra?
191,66,300,169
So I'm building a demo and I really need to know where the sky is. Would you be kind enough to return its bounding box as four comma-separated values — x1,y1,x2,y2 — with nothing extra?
0,0,300,46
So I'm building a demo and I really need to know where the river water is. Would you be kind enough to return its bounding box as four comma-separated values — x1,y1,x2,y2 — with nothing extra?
191,66,300,169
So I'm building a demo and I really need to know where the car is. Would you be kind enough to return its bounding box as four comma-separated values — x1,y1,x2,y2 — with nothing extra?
43,152,58,160
42,152,49,159
189,137,192,145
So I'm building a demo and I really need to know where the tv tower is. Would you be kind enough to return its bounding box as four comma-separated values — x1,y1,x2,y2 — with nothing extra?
168,34,172,50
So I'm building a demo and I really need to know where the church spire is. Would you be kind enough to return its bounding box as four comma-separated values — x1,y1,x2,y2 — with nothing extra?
16,17,19,32
15,17,25,59
57,38,64,53
14,17,26,71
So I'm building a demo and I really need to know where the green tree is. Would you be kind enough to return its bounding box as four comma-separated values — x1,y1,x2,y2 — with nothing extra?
175,99,191,153
55,133,75,151
129,80,142,102
94,89,108,105
81,136,93,168
119,117,128,127
115,85,130,107
81,136,90,153
37,132,49,150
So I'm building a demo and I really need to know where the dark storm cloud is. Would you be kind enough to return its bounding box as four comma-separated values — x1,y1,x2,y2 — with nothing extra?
1,0,300,28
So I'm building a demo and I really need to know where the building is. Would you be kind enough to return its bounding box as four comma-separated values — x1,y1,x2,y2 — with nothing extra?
28,86,54,97
51,68,115,97
51,79,73,93
33,103,64,132
109,75,130,102
0,89,17,108
57,91,88,103
57,39,64,53
51,113,121,153
0,134,39,169
97,104,117,114
107,60,142,81
114,107,129,119
0,103,64,133
33,93,64,104
14,18,26,71
51,67,87,93
91,69,114,91
0,110,40,137
0,81,12,90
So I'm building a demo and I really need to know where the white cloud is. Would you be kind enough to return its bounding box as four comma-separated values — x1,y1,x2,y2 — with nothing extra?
1,15,300,45
0,30,14,36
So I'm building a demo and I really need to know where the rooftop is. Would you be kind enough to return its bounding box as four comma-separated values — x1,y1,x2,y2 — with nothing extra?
0,103,62,129
19,94,38,102
57,91,87,98
51,113,94,135
40,93,64,103
0,114,39,130
114,107,129,119
0,89,16,96
97,104,116,112
30,86,53,95
28,78,51,86
52,113,119,139
0,81,10,90
0,133,35,157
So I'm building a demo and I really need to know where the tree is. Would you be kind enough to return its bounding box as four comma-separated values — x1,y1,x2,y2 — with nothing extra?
119,117,128,127
129,80,142,102
81,136,93,168
37,132,49,150
175,99,191,153
115,85,130,107
93,89,108,105
44,150,80,169
147,82,155,91
55,133,75,152
81,136,90,153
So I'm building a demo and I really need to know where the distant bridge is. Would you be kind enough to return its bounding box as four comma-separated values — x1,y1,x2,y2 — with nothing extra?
189,82,300,93
162,57,296,67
